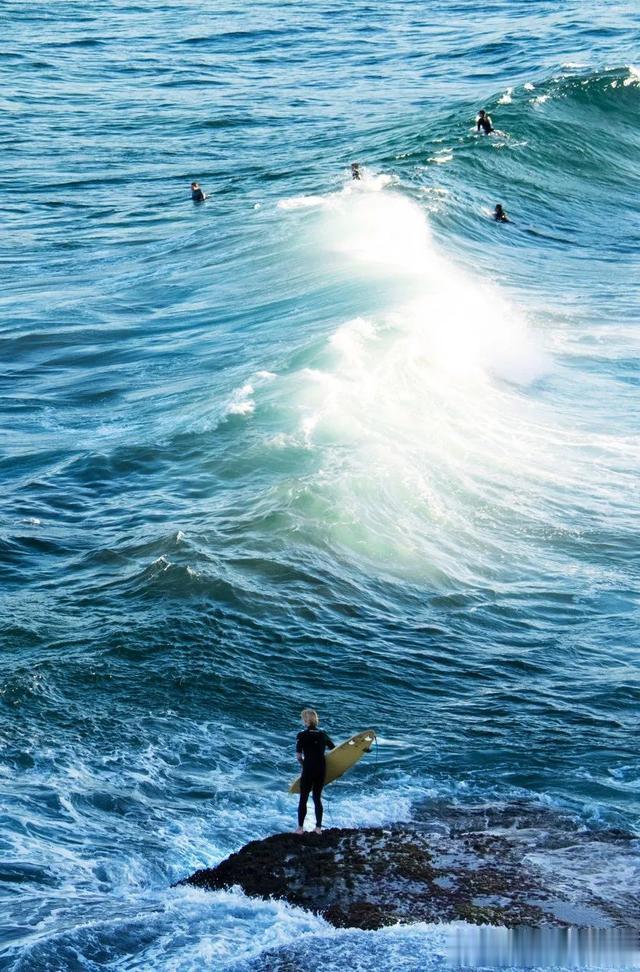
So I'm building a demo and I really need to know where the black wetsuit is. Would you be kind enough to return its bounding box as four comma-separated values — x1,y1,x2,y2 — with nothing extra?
477,115,493,134
191,187,205,202
296,727,335,827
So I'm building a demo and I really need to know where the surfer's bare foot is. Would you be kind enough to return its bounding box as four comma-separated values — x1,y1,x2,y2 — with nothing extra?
314,827,322,834
295,827,304,835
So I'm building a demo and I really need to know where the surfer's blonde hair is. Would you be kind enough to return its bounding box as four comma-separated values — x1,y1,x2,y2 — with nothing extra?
300,708,319,727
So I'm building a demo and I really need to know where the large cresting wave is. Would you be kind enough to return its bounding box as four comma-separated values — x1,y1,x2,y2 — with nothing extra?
261,180,577,582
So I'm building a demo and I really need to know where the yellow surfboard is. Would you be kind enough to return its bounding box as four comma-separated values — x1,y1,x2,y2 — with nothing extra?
288,729,376,794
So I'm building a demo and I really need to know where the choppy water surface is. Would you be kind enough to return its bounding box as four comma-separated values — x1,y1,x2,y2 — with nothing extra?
1,1,640,968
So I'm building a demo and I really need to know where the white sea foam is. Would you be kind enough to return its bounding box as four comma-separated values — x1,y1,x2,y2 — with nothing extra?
278,194,326,210
221,372,274,420
348,170,394,192
257,184,567,579
278,170,393,212
498,87,513,104
225,383,255,416
321,775,431,831
230,399,254,414
428,151,453,164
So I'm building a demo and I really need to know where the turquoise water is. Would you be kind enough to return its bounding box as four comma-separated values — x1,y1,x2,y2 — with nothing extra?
2,1,640,968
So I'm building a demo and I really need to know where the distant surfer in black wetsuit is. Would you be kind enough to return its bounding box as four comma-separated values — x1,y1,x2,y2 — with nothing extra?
476,109,494,134
351,162,361,180
295,708,335,834
191,181,206,202
493,203,509,222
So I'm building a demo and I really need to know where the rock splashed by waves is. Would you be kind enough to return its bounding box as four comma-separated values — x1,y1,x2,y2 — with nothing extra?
179,801,639,931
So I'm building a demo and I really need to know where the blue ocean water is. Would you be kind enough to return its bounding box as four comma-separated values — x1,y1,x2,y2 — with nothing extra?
1,0,640,967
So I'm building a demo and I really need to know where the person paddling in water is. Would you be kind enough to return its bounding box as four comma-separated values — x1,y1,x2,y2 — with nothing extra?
476,109,494,134
295,708,335,835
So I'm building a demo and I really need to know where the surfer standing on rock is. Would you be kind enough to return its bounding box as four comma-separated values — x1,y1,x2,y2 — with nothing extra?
295,708,335,835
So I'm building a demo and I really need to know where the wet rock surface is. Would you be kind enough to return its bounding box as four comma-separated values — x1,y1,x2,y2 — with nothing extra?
176,802,639,931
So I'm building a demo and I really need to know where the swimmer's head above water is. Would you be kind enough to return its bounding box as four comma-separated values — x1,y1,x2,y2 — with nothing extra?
191,181,206,202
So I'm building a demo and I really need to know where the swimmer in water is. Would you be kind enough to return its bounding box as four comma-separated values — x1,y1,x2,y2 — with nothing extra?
351,162,361,180
191,181,206,202
476,109,494,134
493,203,509,222
295,708,335,834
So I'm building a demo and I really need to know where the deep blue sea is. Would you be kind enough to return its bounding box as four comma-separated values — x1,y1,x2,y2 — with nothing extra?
2,1,640,968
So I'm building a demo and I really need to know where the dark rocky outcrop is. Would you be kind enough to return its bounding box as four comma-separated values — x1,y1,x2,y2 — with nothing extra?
175,803,638,931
